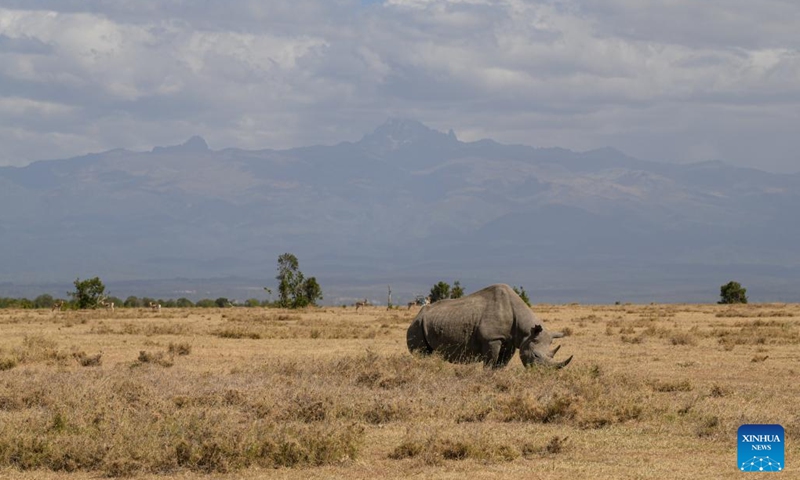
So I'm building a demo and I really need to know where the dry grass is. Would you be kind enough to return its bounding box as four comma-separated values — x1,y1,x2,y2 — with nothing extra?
0,303,799,479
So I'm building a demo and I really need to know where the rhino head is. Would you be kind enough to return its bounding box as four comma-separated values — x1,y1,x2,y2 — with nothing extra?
519,325,573,368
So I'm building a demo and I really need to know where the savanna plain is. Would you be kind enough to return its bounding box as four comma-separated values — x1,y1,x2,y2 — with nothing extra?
0,302,798,479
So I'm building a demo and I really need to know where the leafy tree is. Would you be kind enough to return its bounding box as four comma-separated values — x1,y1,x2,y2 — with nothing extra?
429,281,451,303
0,298,30,309
719,281,748,304
33,294,55,309
162,299,177,308
513,286,531,307
276,253,302,308
124,296,140,308
176,297,194,308
195,298,216,308
69,277,106,309
275,253,323,308
301,277,323,307
215,297,230,308
245,298,261,307
429,280,468,303
451,281,464,299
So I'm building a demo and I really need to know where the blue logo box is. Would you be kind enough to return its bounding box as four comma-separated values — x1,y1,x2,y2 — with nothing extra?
738,424,784,472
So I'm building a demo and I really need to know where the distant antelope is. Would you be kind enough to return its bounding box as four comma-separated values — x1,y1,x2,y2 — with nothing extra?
99,300,115,312
98,296,115,312
149,302,161,312
354,299,369,311
51,300,65,312
407,296,431,310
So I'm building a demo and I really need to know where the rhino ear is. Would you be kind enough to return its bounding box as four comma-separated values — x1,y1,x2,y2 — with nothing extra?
530,325,543,338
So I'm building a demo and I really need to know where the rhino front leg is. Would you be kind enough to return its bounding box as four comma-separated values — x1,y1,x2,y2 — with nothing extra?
497,341,516,367
481,339,503,368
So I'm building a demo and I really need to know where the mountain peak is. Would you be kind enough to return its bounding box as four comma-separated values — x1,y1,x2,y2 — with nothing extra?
359,118,458,152
152,136,209,154
183,135,209,151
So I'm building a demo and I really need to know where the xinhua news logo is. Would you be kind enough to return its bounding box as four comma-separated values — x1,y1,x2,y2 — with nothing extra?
738,424,784,472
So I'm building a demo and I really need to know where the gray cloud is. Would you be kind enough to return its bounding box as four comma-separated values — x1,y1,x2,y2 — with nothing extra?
0,0,798,172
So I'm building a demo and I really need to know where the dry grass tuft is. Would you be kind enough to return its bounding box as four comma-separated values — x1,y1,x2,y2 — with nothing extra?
168,342,192,356
709,384,729,398
543,435,570,454
651,379,693,392
389,434,519,464
136,350,174,367
214,327,262,339
696,416,721,438
72,351,102,367
497,393,578,423
0,356,17,371
669,331,697,346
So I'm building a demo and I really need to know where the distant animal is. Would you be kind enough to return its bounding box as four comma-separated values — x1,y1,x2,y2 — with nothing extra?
149,301,161,312
406,284,572,368
407,295,431,310
355,299,369,311
99,300,115,312
51,300,65,312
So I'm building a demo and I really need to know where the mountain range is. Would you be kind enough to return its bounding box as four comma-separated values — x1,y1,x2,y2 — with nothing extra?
1,119,798,304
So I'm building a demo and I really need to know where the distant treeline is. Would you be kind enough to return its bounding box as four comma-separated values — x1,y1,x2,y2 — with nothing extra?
0,295,274,310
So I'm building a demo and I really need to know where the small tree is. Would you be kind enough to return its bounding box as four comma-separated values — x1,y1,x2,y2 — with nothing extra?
196,298,216,308
176,297,194,308
124,296,140,308
513,286,531,307
215,297,230,308
301,277,323,307
33,294,55,309
69,277,106,309
275,253,323,308
719,281,748,304
429,281,451,303
451,281,464,299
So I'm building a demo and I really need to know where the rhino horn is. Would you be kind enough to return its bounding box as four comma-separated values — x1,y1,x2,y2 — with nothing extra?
550,355,573,369
549,344,561,358
550,331,566,338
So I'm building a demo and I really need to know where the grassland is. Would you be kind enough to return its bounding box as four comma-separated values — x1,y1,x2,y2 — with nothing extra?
0,303,799,479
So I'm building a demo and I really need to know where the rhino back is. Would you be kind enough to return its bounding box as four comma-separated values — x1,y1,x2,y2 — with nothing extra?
412,285,520,361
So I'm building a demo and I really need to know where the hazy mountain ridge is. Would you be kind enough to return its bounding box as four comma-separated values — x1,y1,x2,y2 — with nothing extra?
1,119,799,303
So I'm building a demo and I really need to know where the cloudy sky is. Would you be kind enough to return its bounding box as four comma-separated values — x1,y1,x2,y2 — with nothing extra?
0,0,798,172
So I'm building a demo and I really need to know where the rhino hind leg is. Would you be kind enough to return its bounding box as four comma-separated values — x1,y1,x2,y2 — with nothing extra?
407,318,433,355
